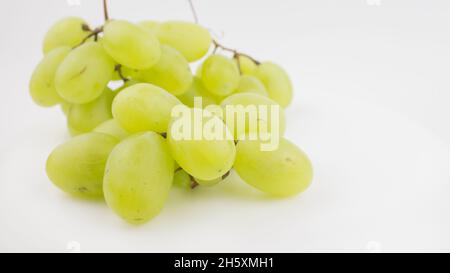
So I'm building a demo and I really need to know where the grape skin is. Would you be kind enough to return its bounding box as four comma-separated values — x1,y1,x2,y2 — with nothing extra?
234,75,268,97
138,45,193,96
67,88,114,135
103,20,161,70
112,83,182,133
46,133,119,199
220,93,286,139
42,17,90,53
177,77,220,108
156,21,211,62
29,46,70,107
55,42,115,104
235,55,257,75
93,119,129,140
252,62,293,107
168,108,236,180
234,138,313,197
201,55,240,96
103,132,174,224
173,169,191,190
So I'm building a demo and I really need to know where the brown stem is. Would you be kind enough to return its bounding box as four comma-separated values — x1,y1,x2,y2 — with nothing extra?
212,39,261,66
114,64,129,83
190,176,199,189
103,0,109,22
73,26,103,48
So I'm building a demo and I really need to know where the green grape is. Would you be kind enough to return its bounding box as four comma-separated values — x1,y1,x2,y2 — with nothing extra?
168,108,236,180
29,47,70,107
112,83,181,133
139,20,159,34
102,20,161,70
234,75,268,97
156,21,211,62
67,88,114,135
195,177,222,187
42,17,90,53
235,55,257,75
103,132,174,224
176,77,219,108
201,55,240,96
173,169,191,190
138,45,193,96
220,93,286,139
46,133,119,198
60,101,71,115
234,138,313,197
252,62,293,107
195,63,203,78
55,42,115,104
93,119,129,140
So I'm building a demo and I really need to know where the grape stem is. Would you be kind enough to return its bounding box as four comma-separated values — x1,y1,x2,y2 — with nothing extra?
114,64,129,83
212,39,261,74
103,0,110,22
74,26,104,48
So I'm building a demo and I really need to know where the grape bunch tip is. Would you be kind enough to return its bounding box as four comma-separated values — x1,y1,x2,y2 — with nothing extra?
30,1,313,225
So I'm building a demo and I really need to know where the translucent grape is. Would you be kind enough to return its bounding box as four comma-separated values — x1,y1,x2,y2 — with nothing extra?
112,83,181,133
93,119,129,140
42,17,90,53
173,169,191,190
103,132,174,224
252,62,293,107
55,42,115,104
195,177,222,187
102,20,161,70
201,55,240,96
234,75,268,97
177,77,219,108
139,20,159,34
29,47,70,107
138,45,193,96
46,133,119,198
60,101,71,115
156,21,211,62
67,88,114,135
168,108,236,180
235,55,257,75
234,138,313,197
220,93,286,139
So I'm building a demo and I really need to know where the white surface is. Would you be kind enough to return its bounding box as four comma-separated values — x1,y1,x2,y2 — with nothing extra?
1,0,450,252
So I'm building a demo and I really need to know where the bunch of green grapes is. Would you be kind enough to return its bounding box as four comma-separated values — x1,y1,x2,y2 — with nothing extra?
30,9,312,225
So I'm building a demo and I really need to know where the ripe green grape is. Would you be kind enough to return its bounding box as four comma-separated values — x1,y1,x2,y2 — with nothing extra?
102,20,161,70
234,75,268,97
55,42,115,104
234,138,313,197
103,132,174,224
235,55,257,75
252,62,293,107
168,108,236,180
177,77,219,108
138,45,193,96
201,55,240,96
60,101,71,115
173,169,191,190
42,17,90,53
29,47,70,107
93,119,129,140
112,83,181,133
46,133,119,198
220,93,286,139
67,88,114,135
195,177,222,187
139,20,159,34
156,21,211,62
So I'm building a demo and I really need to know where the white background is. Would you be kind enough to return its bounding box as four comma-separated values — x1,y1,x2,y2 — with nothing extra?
1,0,450,252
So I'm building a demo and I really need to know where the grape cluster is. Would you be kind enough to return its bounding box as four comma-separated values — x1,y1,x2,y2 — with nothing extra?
30,16,313,224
